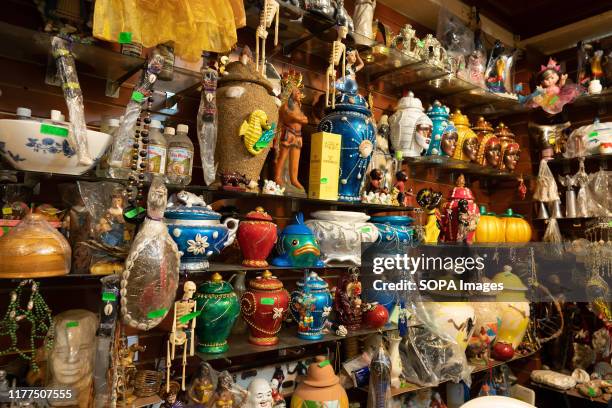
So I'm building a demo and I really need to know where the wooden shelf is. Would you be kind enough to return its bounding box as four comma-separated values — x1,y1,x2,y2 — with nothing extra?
530,381,609,405
403,156,528,180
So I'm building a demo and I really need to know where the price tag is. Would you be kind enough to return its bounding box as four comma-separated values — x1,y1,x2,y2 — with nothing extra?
118,32,133,44
102,291,117,302
147,308,168,319
589,131,599,138
395,150,403,160
124,207,145,219
2,207,12,215
66,321,79,328
131,91,144,103
320,177,328,184
318,359,331,368
178,310,201,324
40,124,69,137
260,298,275,305
360,226,372,233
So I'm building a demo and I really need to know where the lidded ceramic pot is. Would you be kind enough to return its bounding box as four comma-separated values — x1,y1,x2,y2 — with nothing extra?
471,117,494,144
425,100,450,156
0,213,71,278
305,211,378,266
389,91,432,157
237,207,277,267
290,356,349,408
370,215,415,245
289,272,333,340
196,272,240,353
449,110,479,162
165,195,239,270
240,270,289,346
495,123,520,172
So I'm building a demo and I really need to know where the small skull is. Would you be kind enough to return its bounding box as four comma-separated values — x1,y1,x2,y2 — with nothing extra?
183,281,197,300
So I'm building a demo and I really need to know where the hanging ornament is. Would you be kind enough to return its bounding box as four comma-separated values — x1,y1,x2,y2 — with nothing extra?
517,175,527,200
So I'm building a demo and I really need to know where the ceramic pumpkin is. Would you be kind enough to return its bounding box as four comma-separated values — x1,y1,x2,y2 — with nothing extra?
473,206,504,243
500,209,531,243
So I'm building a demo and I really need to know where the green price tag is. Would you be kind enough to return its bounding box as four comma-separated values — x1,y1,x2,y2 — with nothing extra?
66,321,79,328
147,308,168,319
395,150,403,160
131,91,144,103
118,32,133,44
40,124,69,137
102,291,117,302
360,226,372,233
589,131,599,138
124,207,145,219
320,177,328,184
2,207,12,215
178,310,201,324
261,298,275,305
416,40,424,48
318,359,331,368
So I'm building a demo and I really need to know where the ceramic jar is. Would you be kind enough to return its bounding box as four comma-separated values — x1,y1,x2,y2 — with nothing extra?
425,100,450,156
290,356,349,408
389,92,433,158
195,273,240,353
423,301,475,352
305,211,378,266
289,272,333,340
318,93,376,202
165,196,239,270
440,175,479,243
240,270,289,346
371,215,415,245
473,117,501,168
440,122,459,157
449,110,479,162
237,207,277,267
496,123,520,172
271,213,324,268
492,266,530,360
363,302,389,329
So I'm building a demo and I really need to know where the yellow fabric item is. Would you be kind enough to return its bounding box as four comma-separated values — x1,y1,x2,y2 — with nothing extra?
93,0,244,61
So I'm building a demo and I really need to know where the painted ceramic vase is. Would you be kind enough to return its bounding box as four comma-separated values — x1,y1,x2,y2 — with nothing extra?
425,100,450,156
423,301,475,352
370,215,415,246
240,270,289,346
290,272,333,340
388,91,432,158
195,273,240,353
440,122,459,157
271,213,324,268
165,197,239,270
449,110,479,162
496,123,520,172
237,207,277,267
318,93,376,202
290,356,349,408
305,211,378,266
440,175,479,243
334,270,364,331
363,302,389,329
492,266,530,359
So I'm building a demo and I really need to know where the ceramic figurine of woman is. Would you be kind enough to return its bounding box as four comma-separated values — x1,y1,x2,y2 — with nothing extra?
394,170,413,207
521,58,583,115
441,174,479,243
449,110,479,162
371,114,395,190
95,190,132,248
187,362,215,405
499,141,520,172
275,71,308,195
336,47,364,95
211,371,241,408
416,188,443,244
573,158,589,218
440,123,459,157
353,0,376,44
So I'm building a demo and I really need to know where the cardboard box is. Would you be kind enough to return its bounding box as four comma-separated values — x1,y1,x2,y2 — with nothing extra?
309,131,341,200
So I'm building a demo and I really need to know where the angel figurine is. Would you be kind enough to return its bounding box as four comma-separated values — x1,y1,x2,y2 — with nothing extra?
520,58,583,115
573,158,590,218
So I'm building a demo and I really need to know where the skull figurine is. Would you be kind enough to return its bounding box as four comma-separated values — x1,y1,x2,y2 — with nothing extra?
183,281,197,300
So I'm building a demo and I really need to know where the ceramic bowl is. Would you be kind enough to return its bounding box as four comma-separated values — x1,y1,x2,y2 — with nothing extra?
0,119,111,175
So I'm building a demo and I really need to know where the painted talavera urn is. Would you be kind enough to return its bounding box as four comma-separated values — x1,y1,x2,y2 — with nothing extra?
195,272,240,353
165,192,239,270
290,272,333,340
290,356,349,408
237,207,277,267
305,211,378,266
425,100,450,156
449,110,479,162
389,91,433,157
240,270,289,346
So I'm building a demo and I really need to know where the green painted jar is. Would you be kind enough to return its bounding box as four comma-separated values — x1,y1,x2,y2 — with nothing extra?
195,272,239,353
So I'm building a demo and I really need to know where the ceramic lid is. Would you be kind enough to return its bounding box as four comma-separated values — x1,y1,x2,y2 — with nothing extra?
396,91,423,111
495,123,515,140
449,109,470,127
426,100,450,119
499,208,524,218
472,117,494,132
244,207,273,221
326,93,372,116
297,271,329,290
479,205,496,216
198,272,234,294
303,356,340,387
492,265,528,291
249,270,283,290
370,215,415,226
281,213,315,236
310,211,369,222
164,197,221,221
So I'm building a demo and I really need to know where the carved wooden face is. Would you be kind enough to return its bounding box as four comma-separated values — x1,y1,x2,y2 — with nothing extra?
441,130,458,156
485,144,501,167
463,136,479,162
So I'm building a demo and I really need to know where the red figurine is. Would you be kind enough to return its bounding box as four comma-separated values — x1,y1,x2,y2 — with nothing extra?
440,174,479,244
237,207,278,267
517,176,527,200
394,170,414,207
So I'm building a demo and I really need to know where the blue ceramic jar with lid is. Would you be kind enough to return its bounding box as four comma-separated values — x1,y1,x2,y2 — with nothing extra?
289,271,333,340
425,100,450,156
370,215,415,245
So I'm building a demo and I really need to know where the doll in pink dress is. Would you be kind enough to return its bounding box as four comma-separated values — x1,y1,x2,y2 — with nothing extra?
522,58,583,115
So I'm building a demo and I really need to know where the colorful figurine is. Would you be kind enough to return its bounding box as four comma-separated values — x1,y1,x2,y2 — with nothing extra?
95,190,132,248
167,281,197,391
187,362,215,405
440,174,479,243
334,269,364,331
275,71,308,195
449,110,479,162
426,101,450,156
211,371,240,408
416,188,443,244
440,123,459,157
240,110,276,156
326,26,349,109
473,117,500,168
161,381,184,408
496,123,520,172
271,213,324,268
370,114,396,190
290,272,333,340
244,378,274,408
393,170,414,207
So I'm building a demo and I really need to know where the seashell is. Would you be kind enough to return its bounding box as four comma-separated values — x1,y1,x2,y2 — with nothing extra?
572,368,590,384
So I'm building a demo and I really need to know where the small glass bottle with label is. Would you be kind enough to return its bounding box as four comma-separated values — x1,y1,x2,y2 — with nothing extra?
145,120,167,182
165,124,193,185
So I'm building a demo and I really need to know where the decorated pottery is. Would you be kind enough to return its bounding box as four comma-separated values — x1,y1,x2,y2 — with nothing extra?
416,188,443,244
0,213,71,278
271,213,324,268
318,90,376,202
289,272,333,340
290,356,349,408
370,215,415,246
473,118,501,168
334,269,363,331
492,266,530,359
473,206,504,243
496,123,520,172
426,100,450,156
240,270,289,346
305,211,378,265
449,110,479,162
388,92,432,157
440,122,459,157
195,273,240,353
440,175,479,243
499,209,531,243
423,301,475,352
363,302,389,329
237,207,277,267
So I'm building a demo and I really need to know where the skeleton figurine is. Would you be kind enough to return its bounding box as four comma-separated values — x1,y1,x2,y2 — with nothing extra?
326,26,349,109
167,281,197,391
255,0,280,76
391,24,419,59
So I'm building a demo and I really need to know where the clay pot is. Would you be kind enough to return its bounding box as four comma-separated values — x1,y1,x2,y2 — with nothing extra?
237,207,277,267
290,356,349,408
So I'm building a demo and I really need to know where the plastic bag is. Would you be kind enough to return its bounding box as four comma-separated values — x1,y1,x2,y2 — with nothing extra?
436,7,473,73
368,342,392,408
533,159,559,202
484,41,517,94
588,169,612,217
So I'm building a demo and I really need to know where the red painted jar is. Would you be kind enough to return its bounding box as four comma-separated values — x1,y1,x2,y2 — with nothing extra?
363,302,389,329
237,207,277,267
240,270,289,346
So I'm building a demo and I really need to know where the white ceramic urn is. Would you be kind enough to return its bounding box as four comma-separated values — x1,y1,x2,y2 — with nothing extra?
305,211,378,265
388,92,432,157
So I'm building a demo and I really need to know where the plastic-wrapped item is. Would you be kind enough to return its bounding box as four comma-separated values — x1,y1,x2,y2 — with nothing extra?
108,55,164,179
484,41,517,95
198,54,219,186
588,169,612,217
533,159,559,202
120,175,180,330
436,7,473,74
52,37,92,166
368,342,391,408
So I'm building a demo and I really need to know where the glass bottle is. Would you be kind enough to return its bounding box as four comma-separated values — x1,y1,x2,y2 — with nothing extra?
16,107,32,120
165,124,193,185
96,118,120,177
145,120,167,181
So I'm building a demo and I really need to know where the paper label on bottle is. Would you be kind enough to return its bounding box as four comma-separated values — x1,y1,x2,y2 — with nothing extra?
260,297,275,305
167,147,193,176
40,124,69,137
147,144,167,174
102,291,117,302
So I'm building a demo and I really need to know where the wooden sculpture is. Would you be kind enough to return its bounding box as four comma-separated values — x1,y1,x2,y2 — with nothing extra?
255,0,280,76
167,281,198,392
326,26,349,109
